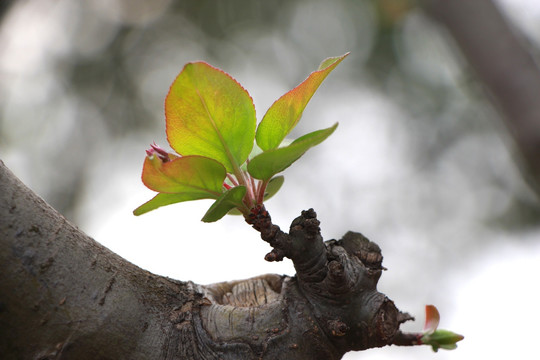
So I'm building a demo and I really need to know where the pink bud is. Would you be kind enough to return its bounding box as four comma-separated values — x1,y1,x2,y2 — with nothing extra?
146,142,170,163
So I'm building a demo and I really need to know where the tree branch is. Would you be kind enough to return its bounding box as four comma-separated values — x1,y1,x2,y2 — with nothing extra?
424,0,540,196
1,160,418,358
0,160,207,359
245,205,415,354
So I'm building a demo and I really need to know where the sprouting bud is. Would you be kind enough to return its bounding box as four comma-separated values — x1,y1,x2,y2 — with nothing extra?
146,142,172,163
423,304,440,334
419,305,464,352
420,329,464,352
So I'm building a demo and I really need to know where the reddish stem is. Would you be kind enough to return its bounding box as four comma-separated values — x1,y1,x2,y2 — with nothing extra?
256,179,269,204
226,173,239,186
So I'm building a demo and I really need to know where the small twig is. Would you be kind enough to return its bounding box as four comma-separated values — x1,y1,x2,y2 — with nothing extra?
391,331,422,346
245,205,286,261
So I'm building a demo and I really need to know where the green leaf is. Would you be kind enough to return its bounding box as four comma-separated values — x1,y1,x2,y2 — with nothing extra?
226,174,283,216
421,329,464,352
264,175,284,201
141,155,225,196
202,186,247,222
248,123,338,180
133,192,209,216
226,208,243,216
166,62,256,172
438,344,458,351
255,53,348,151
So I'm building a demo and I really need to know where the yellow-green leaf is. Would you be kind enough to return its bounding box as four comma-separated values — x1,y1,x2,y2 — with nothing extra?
421,329,464,352
202,186,247,222
141,155,225,196
248,123,338,180
255,53,348,151
133,192,209,216
166,62,256,173
264,176,284,201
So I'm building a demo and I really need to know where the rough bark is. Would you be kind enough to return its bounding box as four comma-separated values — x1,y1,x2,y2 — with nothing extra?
424,0,540,197
0,159,199,359
0,160,417,359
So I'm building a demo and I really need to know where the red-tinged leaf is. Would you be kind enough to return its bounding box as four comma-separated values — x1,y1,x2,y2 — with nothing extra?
423,305,441,334
166,62,256,173
142,155,225,196
202,186,247,222
133,192,209,216
248,123,338,180
256,53,348,151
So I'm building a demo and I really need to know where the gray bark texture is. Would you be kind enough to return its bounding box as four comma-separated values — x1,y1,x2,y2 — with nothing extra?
0,159,197,359
0,159,416,359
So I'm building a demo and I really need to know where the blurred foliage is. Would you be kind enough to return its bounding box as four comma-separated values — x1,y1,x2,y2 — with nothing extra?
0,0,538,230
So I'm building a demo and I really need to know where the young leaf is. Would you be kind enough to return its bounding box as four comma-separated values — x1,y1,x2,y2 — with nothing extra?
255,53,348,151
226,176,283,216
133,192,209,216
248,123,338,180
423,305,441,334
420,305,464,352
142,155,225,196
421,330,464,352
202,186,247,222
166,62,256,173
264,175,284,200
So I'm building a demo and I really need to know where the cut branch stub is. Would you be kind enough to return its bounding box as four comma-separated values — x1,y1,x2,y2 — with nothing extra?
239,208,415,357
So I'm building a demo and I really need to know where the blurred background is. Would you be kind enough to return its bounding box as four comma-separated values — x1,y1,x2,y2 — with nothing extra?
1,0,539,359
